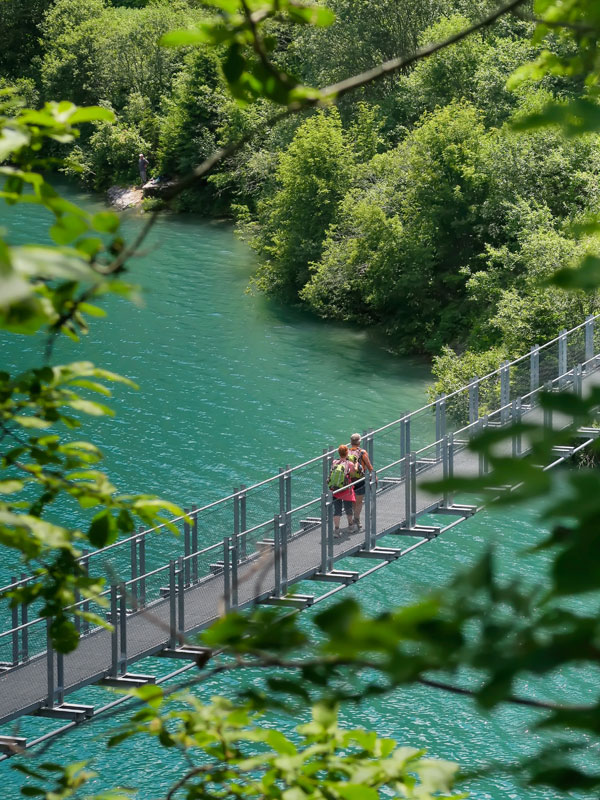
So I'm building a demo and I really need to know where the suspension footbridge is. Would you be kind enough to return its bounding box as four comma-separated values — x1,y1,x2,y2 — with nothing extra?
1,315,600,756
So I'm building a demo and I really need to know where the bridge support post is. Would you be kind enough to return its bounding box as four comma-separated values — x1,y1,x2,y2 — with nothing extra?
110,584,119,676
320,493,328,571
478,417,488,475
403,452,411,527
367,429,375,468
280,515,288,596
543,382,553,428
442,434,453,508
469,377,479,424
81,555,90,635
364,473,371,550
574,363,583,398
10,577,18,666
327,498,334,573
400,414,410,477
119,583,127,675
369,468,377,550
191,506,199,580
585,315,595,367
435,395,446,461
46,618,55,709
233,488,240,567
273,516,281,597
500,361,510,423
138,532,146,608
223,540,231,614
530,345,540,402
558,329,568,388
167,561,177,647
230,536,239,608
56,651,64,706
511,399,522,457
238,492,246,563
20,574,28,662
183,510,191,587
130,538,138,609
177,557,186,631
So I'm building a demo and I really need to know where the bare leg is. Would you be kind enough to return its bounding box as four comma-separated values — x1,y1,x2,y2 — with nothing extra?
333,514,341,533
354,495,364,523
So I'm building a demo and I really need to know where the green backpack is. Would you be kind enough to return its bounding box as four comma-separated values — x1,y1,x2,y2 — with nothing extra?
328,459,349,490
348,451,365,480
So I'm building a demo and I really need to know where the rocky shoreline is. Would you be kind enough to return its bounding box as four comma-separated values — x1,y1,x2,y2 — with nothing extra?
107,185,144,210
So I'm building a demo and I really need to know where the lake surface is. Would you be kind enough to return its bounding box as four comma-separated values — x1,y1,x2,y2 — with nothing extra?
0,185,592,799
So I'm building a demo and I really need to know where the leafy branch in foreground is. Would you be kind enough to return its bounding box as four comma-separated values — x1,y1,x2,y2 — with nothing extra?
105,692,465,800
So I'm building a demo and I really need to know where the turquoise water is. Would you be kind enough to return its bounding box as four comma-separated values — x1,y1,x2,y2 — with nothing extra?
0,186,593,799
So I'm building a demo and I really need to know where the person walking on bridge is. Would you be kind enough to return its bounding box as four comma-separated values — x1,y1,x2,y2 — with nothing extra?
349,433,374,531
329,444,356,537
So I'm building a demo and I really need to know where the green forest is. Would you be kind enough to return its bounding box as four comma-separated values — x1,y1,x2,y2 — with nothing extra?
4,0,600,383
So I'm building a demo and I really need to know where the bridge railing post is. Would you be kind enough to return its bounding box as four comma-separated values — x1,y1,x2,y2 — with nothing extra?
231,537,239,609
110,584,119,676
320,492,328,572
81,555,90,635
168,561,177,648
183,509,191,586
585,315,595,368
441,435,449,508
10,577,18,666
238,490,246,562
478,417,488,476
530,345,540,402
327,498,334,573
364,469,372,550
575,363,583,398
130,537,138,610
46,618,55,709
400,414,410,477
233,487,240,565
273,516,281,597
410,453,417,528
223,539,231,613
500,361,510,424
558,329,568,387
322,448,329,492
280,515,288,596
543,381,553,428
178,556,186,632
138,532,146,608
369,467,377,550
403,452,411,528
20,574,28,663
435,395,446,460
56,650,64,706
191,507,199,581
119,583,127,674
367,429,374,468
469,377,479,424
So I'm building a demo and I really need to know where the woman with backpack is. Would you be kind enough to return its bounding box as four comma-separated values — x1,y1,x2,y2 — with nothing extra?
329,444,356,537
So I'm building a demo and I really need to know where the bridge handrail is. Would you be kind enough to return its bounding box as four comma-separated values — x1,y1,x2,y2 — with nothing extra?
1,312,598,598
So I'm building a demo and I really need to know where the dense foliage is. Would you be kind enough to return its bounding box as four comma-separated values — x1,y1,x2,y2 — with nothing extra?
4,1,600,799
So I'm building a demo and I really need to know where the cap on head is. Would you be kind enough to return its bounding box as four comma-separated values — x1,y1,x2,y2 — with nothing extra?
139,153,144,157
350,433,361,444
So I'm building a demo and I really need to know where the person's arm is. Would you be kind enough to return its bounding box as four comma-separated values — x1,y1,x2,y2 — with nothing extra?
362,450,373,472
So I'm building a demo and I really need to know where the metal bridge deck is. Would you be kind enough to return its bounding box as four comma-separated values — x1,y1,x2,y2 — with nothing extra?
1,364,599,732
